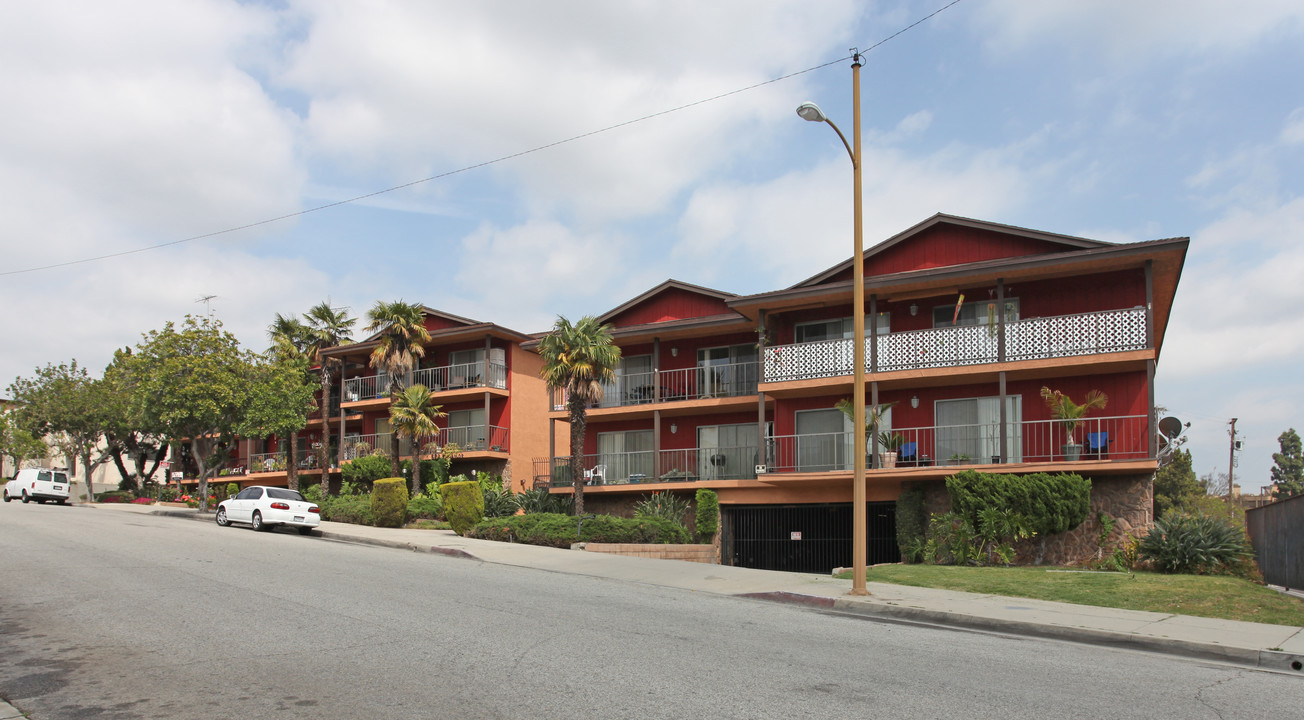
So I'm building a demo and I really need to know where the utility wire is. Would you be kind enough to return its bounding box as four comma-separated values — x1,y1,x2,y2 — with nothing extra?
2,0,964,278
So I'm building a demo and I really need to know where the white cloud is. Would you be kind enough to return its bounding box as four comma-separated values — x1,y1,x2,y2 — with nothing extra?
976,0,1304,60
1282,107,1304,145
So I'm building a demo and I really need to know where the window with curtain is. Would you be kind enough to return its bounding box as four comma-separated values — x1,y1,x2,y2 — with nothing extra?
600,354,653,407
697,344,759,397
795,314,890,342
597,429,653,480
448,408,486,449
932,299,1019,328
794,409,852,472
697,422,767,479
934,395,1022,463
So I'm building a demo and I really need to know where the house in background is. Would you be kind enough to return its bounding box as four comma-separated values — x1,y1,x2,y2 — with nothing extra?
530,214,1188,572
218,308,550,493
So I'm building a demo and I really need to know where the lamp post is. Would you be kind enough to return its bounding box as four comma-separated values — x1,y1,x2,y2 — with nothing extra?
798,50,868,596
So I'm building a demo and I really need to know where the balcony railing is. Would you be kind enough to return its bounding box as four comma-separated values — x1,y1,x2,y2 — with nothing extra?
247,451,322,473
344,362,508,402
532,415,1149,485
340,426,508,462
763,307,1148,382
550,360,760,411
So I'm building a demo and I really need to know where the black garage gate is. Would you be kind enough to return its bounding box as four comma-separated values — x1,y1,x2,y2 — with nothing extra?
722,503,898,573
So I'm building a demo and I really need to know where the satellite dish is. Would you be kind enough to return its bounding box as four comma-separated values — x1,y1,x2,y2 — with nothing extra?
1159,416,1184,439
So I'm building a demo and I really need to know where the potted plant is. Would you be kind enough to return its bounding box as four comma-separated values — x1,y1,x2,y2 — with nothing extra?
878,431,905,469
835,398,897,469
1040,386,1108,461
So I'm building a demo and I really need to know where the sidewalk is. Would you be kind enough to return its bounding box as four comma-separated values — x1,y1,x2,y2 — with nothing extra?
105,503,1304,674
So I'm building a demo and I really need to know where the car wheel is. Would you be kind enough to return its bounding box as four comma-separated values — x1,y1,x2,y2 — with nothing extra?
251,511,264,532
2,491,9,502
298,526,315,536
216,508,230,527
57,499,66,505
22,492,30,504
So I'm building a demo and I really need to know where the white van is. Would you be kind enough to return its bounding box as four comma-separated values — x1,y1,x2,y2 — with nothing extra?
3,468,72,504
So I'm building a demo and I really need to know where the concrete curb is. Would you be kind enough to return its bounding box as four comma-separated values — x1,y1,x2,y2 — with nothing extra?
741,590,1298,670
0,698,23,719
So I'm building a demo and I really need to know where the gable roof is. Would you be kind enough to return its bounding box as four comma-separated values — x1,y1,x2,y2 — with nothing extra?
597,279,738,326
792,213,1114,289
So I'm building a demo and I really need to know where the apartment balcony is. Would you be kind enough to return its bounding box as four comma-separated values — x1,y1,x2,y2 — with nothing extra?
763,307,1148,384
341,425,509,462
246,451,322,475
532,414,1150,489
342,361,508,407
549,360,760,413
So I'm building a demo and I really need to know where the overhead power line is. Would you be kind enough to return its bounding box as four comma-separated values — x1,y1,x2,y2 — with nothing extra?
2,0,964,278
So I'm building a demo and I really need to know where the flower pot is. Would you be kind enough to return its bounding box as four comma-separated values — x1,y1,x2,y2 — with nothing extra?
880,451,898,469
1061,443,1082,461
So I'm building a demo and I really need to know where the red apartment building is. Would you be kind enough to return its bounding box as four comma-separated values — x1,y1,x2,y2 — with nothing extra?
225,308,550,492
531,214,1188,573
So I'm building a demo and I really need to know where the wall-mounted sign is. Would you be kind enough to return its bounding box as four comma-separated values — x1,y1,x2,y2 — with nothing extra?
790,531,802,541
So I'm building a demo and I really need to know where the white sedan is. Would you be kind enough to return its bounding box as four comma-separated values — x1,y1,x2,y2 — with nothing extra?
215,485,320,535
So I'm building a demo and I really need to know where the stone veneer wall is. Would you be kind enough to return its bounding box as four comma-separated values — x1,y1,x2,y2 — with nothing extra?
576,543,718,564
917,472,1154,566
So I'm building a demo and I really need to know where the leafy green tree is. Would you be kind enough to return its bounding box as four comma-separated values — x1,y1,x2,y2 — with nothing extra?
1153,448,1202,518
129,315,257,511
7,360,112,502
304,301,356,495
264,314,320,490
1270,428,1304,500
0,412,47,477
100,349,168,492
240,354,318,491
538,315,620,515
365,300,430,476
388,384,445,496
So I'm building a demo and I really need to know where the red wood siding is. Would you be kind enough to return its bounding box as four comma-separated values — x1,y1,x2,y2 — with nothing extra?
609,288,732,327
423,315,469,332
824,226,1084,283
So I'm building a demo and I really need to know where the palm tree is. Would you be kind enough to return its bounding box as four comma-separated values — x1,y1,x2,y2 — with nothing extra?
267,314,314,490
389,384,445,496
538,315,620,515
835,398,898,469
304,301,356,496
365,300,431,476
1040,386,1108,447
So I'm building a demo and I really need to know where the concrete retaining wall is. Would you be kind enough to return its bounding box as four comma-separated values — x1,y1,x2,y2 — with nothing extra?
576,542,718,564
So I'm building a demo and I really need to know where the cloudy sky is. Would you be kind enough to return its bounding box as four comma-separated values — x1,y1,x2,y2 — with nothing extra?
2,1,1301,492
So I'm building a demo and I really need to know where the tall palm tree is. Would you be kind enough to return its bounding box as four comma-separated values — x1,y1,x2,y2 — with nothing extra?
304,301,356,496
538,315,620,515
365,300,431,476
389,384,445,496
267,314,314,490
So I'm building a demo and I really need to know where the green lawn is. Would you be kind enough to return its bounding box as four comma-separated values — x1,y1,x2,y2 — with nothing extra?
839,564,1304,627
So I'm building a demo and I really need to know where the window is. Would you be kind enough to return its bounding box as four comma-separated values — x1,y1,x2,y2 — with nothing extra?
795,314,890,343
932,299,1019,328
597,430,654,480
794,409,852,472
601,354,653,406
697,344,758,397
448,408,486,449
935,395,1022,463
697,422,769,479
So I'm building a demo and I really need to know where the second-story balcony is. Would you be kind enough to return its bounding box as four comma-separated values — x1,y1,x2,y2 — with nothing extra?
763,307,1147,383
533,414,1150,488
343,361,507,402
340,426,509,462
549,360,760,411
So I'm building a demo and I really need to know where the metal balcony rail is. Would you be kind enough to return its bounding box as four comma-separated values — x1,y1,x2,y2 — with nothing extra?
532,415,1149,484
342,374,394,402
763,307,1148,382
550,360,761,410
412,361,508,392
439,424,509,452
246,451,319,473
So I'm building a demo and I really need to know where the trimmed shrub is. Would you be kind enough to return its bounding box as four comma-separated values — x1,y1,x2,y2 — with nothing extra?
95,491,133,503
321,494,374,525
371,477,409,528
441,481,485,536
407,492,443,521
341,454,392,487
466,513,690,547
301,483,323,502
225,483,239,500
694,489,719,540
946,470,1089,537
895,484,928,563
1139,512,1254,576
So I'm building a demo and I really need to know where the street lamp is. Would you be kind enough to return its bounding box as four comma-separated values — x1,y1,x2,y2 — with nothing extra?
798,50,869,596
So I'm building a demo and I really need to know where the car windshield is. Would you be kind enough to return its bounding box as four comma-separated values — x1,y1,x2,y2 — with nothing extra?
266,488,306,502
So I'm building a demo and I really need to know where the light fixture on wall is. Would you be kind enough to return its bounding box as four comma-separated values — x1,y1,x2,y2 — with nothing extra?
670,423,678,434
911,395,919,409
671,347,678,357
909,303,918,316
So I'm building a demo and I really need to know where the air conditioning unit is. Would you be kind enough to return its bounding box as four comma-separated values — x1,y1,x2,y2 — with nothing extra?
755,464,768,474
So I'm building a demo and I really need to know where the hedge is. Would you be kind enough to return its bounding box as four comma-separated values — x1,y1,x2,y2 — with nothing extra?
441,481,485,536
945,470,1090,537
466,513,690,547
